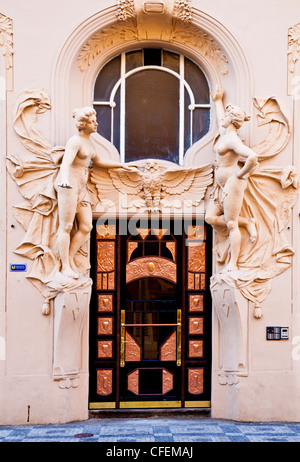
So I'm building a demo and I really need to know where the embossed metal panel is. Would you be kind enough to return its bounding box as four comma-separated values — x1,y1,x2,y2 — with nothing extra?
97,369,113,396
125,331,142,362
189,317,204,335
126,257,177,284
189,294,204,312
160,330,177,361
97,340,113,359
188,340,204,358
98,294,113,312
98,317,113,336
188,368,204,395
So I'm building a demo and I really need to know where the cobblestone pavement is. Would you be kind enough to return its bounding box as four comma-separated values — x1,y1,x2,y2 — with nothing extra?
1,413,300,443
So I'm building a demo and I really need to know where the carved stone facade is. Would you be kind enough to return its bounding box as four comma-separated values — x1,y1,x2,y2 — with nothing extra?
1,0,300,425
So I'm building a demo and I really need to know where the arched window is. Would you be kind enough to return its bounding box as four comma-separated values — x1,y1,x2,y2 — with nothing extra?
93,48,211,165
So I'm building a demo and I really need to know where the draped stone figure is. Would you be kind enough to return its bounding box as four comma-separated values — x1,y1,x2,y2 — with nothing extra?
205,88,258,273
6,88,213,315
54,107,122,279
6,91,124,314
206,88,299,318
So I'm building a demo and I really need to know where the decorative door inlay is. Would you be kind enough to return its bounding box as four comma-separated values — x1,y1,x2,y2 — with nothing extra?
188,368,204,395
98,340,113,359
166,242,176,261
128,242,138,260
152,228,169,239
97,271,115,290
188,317,204,335
127,368,174,396
137,228,151,240
96,224,116,239
98,294,113,312
187,243,206,290
89,219,211,409
127,370,139,395
97,241,115,290
188,340,203,358
97,369,113,396
97,242,115,271
189,294,204,312
162,369,174,395
160,330,177,361
98,317,113,336
125,332,142,362
126,257,177,283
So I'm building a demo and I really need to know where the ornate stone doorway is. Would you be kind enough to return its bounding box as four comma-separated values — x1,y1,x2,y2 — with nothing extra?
89,218,212,409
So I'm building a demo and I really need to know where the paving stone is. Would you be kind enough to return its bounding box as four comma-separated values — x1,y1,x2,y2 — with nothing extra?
1,417,300,442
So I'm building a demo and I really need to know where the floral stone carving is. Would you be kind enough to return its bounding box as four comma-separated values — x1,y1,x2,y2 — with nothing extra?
206,89,299,318
0,13,13,90
77,0,228,77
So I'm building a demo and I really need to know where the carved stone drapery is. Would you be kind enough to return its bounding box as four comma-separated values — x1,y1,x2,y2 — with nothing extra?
77,0,228,77
6,88,97,315
208,96,299,318
0,13,13,90
288,23,300,95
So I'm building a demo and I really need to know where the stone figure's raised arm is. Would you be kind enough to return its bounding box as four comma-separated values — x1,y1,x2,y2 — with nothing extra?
211,87,225,130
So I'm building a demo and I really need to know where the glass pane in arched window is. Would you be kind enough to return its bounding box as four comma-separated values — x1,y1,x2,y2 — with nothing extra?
94,55,121,101
184,57,210,104
125,69,180,163
126,49,143,72
162,50,179,73
93,49,211,165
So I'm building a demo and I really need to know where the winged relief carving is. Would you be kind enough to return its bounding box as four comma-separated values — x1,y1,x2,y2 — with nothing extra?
91,159,213,211
6,88,213,314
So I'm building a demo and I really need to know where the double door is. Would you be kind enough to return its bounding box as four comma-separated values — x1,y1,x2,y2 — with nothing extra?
89,219,211,409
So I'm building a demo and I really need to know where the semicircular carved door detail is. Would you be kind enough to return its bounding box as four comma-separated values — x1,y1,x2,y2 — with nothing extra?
126,257,177,283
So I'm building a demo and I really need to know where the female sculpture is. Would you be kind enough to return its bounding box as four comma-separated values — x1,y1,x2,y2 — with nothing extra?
55,107,122,279
205,89,258,273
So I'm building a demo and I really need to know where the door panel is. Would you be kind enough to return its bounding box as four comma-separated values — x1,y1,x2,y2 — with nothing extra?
89,219,211,409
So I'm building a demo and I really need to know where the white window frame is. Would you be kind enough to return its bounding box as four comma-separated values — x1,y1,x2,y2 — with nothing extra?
93,51,211,165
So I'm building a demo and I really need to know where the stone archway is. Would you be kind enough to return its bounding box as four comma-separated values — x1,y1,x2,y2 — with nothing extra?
51,0,253,158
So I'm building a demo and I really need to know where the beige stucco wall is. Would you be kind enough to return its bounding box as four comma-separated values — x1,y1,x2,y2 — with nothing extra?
0,0,300,424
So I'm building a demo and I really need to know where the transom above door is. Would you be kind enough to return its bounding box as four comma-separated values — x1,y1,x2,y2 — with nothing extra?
89,219,212,410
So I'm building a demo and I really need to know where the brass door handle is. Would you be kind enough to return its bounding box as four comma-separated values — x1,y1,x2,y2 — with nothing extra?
120,310,125,367
177,309,181,366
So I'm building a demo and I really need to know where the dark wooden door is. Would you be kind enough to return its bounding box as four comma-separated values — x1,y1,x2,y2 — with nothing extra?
89,218,211,410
